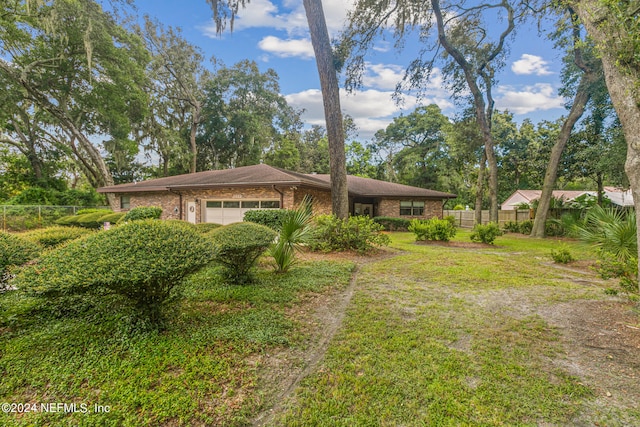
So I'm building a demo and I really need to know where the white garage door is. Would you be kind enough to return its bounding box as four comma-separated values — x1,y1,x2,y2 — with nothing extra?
204,200,280,225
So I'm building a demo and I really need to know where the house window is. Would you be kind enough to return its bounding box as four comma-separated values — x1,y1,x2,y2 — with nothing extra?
241,201,260,209
206,201,222,208
120,195,130,210
223,201,240,208
400,200,424,216
260,200,280,208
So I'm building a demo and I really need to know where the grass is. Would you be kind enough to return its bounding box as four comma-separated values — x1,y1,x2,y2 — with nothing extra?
1,229,631,426
276,232,615,426
0,259,354,426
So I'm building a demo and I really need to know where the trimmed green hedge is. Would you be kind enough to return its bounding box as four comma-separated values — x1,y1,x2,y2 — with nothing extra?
14,220,214,326
194,222,223,234
118,206,163,223
97,212,125,225
21,226,94,248
470,222,503,244
77,210,113,229
373,216,411,231
207,222,276,284
243,209,289,230
1,232,41,284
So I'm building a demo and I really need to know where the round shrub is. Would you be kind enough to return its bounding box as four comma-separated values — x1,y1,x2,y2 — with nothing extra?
207,222,277,284
409,218,457,242
21,226,94,248
118,206,163,223
243,209,289,230
470,222,503,245
195,222,223,234
310,215,390,253
14,220,214,325
1,232,41,286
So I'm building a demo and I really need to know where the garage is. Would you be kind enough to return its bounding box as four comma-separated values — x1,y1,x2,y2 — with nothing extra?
204,199,280,225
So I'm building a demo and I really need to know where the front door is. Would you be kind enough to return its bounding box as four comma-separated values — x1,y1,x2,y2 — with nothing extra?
354,203,374,218
186,202,197,224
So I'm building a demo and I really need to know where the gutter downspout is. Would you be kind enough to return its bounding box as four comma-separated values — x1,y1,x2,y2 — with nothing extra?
272,185,285,208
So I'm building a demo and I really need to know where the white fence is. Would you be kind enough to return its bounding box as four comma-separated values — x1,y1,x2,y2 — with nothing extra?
444,209,532,229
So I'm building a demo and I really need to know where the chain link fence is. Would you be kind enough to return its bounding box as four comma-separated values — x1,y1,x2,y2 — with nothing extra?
1,205,109,232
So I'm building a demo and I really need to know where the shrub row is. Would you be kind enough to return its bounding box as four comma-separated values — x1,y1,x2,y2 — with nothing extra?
372,216,411,231
21,226,94,248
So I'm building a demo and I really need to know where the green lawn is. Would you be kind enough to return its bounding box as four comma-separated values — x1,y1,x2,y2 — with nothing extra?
2,230,636,426
277,231,635,426
0,260,354,426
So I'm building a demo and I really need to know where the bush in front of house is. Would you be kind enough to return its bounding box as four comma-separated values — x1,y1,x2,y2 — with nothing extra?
270,197,315,273
372,216,411,231
409,218,457,242
207,222,277,284
97,212,126,225
518,219,534,235
470,222,503,245
243,209,289,230
194,222,223,234
117,206,163,223
550,244,575,264
21,226,94,248
13,220,214,327
0,232,41,288
310,215,390,253
76,210,114,229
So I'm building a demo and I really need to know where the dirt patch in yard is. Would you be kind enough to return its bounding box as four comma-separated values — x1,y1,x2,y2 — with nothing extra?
539,299,640,424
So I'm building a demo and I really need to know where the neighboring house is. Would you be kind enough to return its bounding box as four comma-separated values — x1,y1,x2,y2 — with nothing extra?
501,190,593,210
97,164,456,225
501,188,634,210
603,187,635,207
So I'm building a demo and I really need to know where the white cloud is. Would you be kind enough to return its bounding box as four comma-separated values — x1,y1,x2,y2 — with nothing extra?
495,83,564,114
202,0,354,38
286,88,453,139
362,63,405,90
258,36,314,59
511,54,553,76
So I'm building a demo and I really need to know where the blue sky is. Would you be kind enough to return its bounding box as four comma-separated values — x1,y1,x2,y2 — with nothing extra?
133,0,568,140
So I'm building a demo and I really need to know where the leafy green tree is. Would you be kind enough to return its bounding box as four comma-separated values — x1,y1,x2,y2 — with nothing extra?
346,141,377,178
297,126,330,174
198,60,298,169
0,0,149,208
136,17,210,175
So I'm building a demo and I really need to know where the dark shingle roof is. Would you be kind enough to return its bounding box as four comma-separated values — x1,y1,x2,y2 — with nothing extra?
98,164,456,199
309,174,456,198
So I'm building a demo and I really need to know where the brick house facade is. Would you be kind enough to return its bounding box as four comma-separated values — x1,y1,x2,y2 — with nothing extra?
100,164,455,224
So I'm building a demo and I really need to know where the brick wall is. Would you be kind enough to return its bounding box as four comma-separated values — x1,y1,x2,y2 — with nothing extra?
112,186,296,223
294,186,332,216
378,198,444,220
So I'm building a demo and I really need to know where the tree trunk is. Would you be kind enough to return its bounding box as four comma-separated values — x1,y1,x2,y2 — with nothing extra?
530,74,593,237
303,0,349,219
572,0,640,290
475,150,487,225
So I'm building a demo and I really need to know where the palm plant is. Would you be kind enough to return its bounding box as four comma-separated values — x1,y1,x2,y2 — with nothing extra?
270,196,316,273
576,205,637,262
